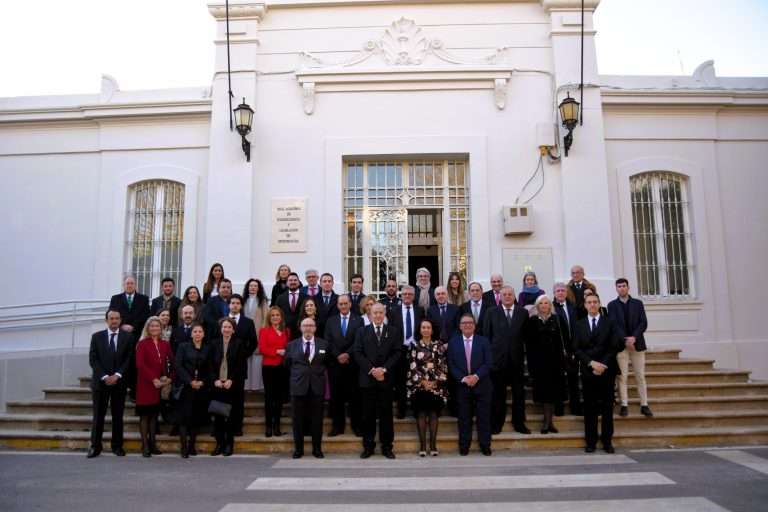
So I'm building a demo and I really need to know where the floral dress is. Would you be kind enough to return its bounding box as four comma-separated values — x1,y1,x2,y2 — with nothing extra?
407,340,449,414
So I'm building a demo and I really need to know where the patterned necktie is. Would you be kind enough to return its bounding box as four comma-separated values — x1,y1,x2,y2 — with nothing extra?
405,306,412,340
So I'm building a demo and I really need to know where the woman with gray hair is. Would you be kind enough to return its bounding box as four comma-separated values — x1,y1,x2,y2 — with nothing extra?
524,295,568,434
518,271,545,308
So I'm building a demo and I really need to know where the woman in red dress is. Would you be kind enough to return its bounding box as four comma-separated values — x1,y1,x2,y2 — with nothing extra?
135,316,175,457
259,306,290,437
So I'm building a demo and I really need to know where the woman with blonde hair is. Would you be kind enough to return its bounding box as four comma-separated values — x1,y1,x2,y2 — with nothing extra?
270,264,292,305
259,306,290,437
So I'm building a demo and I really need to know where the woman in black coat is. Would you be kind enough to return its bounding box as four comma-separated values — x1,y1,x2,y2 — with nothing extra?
525,295,568,434
210,317,245,456
270,264,291,305
174,323,212,458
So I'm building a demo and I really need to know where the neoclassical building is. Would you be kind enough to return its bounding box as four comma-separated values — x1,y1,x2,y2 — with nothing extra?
1,1,767,377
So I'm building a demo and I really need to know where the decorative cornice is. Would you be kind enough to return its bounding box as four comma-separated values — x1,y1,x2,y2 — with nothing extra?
207,2,266,20
540,0,599,10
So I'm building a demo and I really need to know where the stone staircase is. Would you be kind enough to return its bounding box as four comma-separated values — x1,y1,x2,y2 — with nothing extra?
1,348,767,453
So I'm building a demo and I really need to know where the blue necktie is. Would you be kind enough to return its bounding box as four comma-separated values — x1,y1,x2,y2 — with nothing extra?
341,316,348,337
405,307,412,340
109,333,116,353
591,317,597,331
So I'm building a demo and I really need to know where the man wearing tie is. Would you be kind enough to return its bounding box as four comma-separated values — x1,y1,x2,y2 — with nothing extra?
388,285,425,418
353,303,402,459
87,310,133,458
553,282,582,416
203,278,233,337
285,318,330,459
567,265,597,320
324,294,365,436
301,269,321,298
574,293,622,453
460,282,489,336
227,294,257,436
426,287,460,343
483,286,530,434
448,314,493,456
481,274,505,309
170,305,197,353
275,273,306,335
317,272,339,324
348,274,366,315
108,275,150,400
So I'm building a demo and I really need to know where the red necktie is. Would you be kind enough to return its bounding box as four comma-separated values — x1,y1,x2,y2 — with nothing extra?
495,291,500,306
290,292,297,311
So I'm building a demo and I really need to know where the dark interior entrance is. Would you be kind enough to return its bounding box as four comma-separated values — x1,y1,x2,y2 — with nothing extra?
408,256,439,288
407,209,441,287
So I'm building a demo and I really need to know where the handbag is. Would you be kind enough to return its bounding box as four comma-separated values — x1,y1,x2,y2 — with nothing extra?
208,399,232,418
160,379,173,401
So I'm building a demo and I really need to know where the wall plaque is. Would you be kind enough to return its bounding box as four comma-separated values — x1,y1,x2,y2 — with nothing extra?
270,198,307,252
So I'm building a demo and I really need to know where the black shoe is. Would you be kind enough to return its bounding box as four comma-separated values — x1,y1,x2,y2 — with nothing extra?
352,428,362,438
459,447,469,456
312,450,325,459
111,448,126,457
86,447,101,458
235,430,244,437
604,444,616,454
548,425,559,434
169,426,179,436
188,444,197,456
360,448,374,459
265,425,273,438
396,412,406,420
211,444,223,456
383,449,396,459
481,447,492,456
492,428,502,435
223,443,234,457
540,428,549,434
585,446,596,453
619,406,629,417
292,451,303,459
328,429,343,437
514,426,531,435
640,406,653,417
571,405,584,416
273,425,283,437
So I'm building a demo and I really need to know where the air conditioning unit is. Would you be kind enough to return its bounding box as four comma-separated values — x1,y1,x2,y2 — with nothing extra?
503,204,534,235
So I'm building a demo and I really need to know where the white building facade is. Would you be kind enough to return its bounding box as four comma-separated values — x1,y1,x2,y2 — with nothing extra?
1,1,767,378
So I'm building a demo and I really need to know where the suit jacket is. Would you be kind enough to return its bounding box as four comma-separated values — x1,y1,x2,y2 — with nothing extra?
89,329,133,390
553,299,577,353
108,292,150,336
573,315,622,377
607,296,648,352
316,292,339,325
324,314,365,358
481,289,502,309
482,304,528,369
275,289,307,334
460,300,491,336
426,303,460,342
203,296,230,337
388,304,425,344
348,292,367,316
169,324,194,354
379,295,402,317
566,279,597,319
210,337,246,385
352,323,402,388
150,295,182,327
447,334,493,394
232,315,258,360
284,337,330,397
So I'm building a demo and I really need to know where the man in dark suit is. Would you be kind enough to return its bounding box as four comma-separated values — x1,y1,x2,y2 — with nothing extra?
108,275,150,399
553,282,582,416
227,294,257,436
284,317,330,459
482,286,530,434
150,277,182,328
388,285,424,418
170,305,197,354
427,287,460,343
567,265,597,320
574,293,623,453
379,278,402,317
608,278,652,418
324,294,365,436
449,314,494,456
203,278,233,337
414,267,437,310
481,273,505,309
348,273,366,315
87,310,133,458
461,281,491,336
353,303,402,459
276,272,306,335
317,272,339,324
300,268,321,298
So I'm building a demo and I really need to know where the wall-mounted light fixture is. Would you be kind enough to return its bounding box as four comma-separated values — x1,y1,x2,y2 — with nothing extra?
233,98,254,162
558,92,580,157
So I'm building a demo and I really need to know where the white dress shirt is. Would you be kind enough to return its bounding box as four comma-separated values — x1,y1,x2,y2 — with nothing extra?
588,313,601,331
301,336,316,362
400,304,416,346
102,329,122,380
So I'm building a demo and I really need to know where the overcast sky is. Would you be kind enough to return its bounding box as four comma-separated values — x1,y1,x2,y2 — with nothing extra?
0,0,766,97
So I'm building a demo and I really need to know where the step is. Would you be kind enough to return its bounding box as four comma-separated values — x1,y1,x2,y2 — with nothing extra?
1,409,766,435
643,359,714,372
1,425,766,453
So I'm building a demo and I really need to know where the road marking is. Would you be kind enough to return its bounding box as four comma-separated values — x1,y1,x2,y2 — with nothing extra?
221,497,727,512
272,454,636,469
246,472,674,491
707,450,768,475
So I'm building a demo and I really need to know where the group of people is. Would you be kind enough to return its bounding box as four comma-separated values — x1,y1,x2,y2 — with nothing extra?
88,263,651,459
